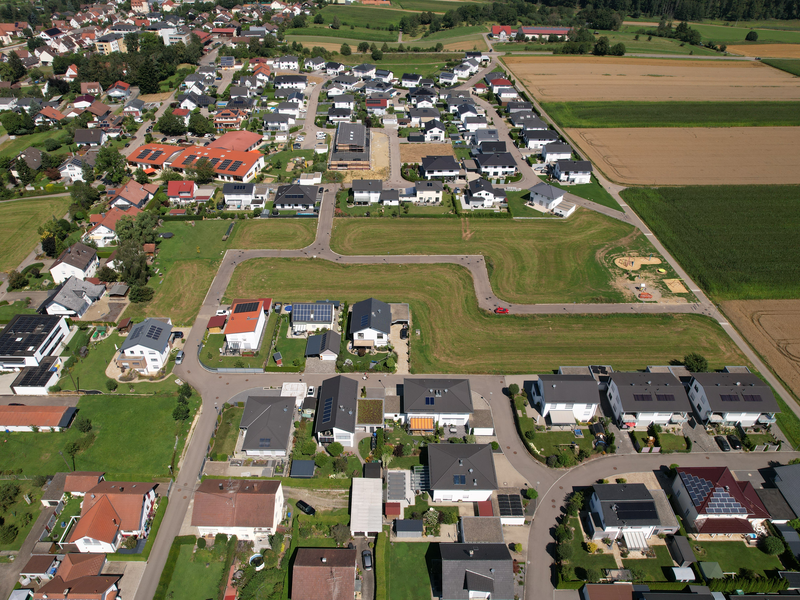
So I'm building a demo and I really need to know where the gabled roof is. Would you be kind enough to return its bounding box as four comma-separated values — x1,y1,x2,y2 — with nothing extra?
440,543,513,600
609,372,691,413
167,180,196,196
74,129,104,144
57,553,105,581
350,298,391,335
115,179,159,207
119,318,171,353
52,242,97,272
556,159,593,173
64,471,105,494
239,396,294,453
476,153,516,168
305,331,341,357
421,155,460,172
428,443,497,491
676,467,769,519
315,376,358,435
0,405,75,428
46,277,105,313
88,206,142,234
424,119,445,132
403,378,473,414
529,182,565,201
192,479,281,528
38,106,66,121
69,494,121,544
292,548,357,600
690,372,779,413
224,299,263,334
34,574,119,600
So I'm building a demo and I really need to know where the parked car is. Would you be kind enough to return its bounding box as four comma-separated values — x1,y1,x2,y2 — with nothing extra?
296,500,316,516
216,308,230,316
727,435,743,450
715,435,731,452
307,386,315,397
316,131,326,139
494,307,509,314
362,550,373,570
172,331,184,339
175,351,185,365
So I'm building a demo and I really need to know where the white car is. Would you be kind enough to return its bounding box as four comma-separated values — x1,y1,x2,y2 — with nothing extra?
216,308,230,316
316,132,326,139
297,135,305,142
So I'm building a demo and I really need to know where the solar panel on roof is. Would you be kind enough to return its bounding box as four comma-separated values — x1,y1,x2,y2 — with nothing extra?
633,393,652,401
234,302,259,314
720,394,739,402
360,314,369,327
146,325,163,339
181,155,196,166
136,149,152,159
743,394,762,402
259,438,271,447
209,158,220,167
322,397,334,422
228,160,243,172
497,494,524,517
150,150,163,161
656,394,675,402
219,159,233,171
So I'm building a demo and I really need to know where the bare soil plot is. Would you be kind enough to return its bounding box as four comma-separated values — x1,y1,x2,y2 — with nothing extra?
503,56,800,101
567,126,800,185
138,92,174,102
340,131,390,184
728,44,800,58
399,142,456,164
664,279,689,294
722,299,800,399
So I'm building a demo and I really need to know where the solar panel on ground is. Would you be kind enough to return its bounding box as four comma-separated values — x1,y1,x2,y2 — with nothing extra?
234,302,259,314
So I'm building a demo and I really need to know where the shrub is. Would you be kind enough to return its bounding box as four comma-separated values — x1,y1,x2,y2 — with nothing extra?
130,286,155,303
314,452,329,468
491,441,500,451
173,403,190,421
526,488,538,500
683,352,708,372
524,430,535,442
32,475,48,487
105,379,118,391
7,270,26,291
197,537,207,549
49,385,61,393
508,383,519,397
586,541,598,553
513,543,523,553
0,524,18,544
333,457,347,473
553,523,572,543
760,535,785,555
300,439,317,456
327,442,343,457
745,30,758,41
555,542,572,561
75,417,92,433
586,567,601,582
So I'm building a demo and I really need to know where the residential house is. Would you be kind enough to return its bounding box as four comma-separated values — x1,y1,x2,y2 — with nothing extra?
43,277,105,318
606,372,692,428
115,318,172,375
349,297,390,347
420,155,460,180
221,182,264,210
408,107,441,126
224,298,268,351
521,128,559,151
273,74,306,89
126,144,184,173
687,372,779,427
74,129,106,147
192,480,284,541
528,182,565,212
325,61,345,75
264,113,293,131
0,97,16,111
50,242,99,285
489,77,512,93
331,74,359,91
315,375,358,447
0,314,69,370
374,68,393,82
171,147,265,182
453,63,472,79
291,302,335,334
671,467,770,535
475,153,517,178
167,180,197,205
276,101,301,119
0,405,76,432
69,481,157,552
511,113,547,129
351,63,375,79
333,94,355,110
365,97,388,115
123,98,146,121
239,396,294,457
541,143,573,164
64,63,79,81
403,378,473,431
110,180,160,210
292,549,357,600
352,179,382,205
33,555,119,600
12,147,43,178
327,107,351,123
472,141,507,155
506,102,533,114
414,180,443,204
423,119,446,142
554,160,592,184
274,184,317,211
305,331,341,361
81,82,103,95
178,92,213,111
463,116,488,132
401,73,422,88
466,178,506,209
587,483,675,548
428,444,497,502
305,56,325,71
214,108,248,129
408,87,437,107
456,104,479,121
277,55,299,70
440,544,513,600
58,153,97,184
35,106,66,125
85,206,142,247
439,71,458,86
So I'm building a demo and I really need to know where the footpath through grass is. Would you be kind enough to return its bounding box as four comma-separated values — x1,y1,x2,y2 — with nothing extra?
225,258,749,374
0,196,72,272
544,101,800,128
622,185,800,300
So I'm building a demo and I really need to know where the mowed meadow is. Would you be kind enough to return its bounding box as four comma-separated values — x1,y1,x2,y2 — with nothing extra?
225,258,748,374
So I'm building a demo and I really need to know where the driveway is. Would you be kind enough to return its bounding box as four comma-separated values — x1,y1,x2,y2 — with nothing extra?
388,325,409,374
356,537,375,600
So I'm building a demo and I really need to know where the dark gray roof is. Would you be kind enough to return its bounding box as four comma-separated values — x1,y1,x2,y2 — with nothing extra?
756,488,796,521
0,315,64,359
468,178,495,195
594,483,652,502
421,155,460,173
428,444,496,491
690,372,779,413
409,107,441,118
522,129,558,141
475,153,516,168
543,143,573,155
777,524,800,558
780,571,800,589
353,63,375,73
594,483,660,527
609,372,691,413
315,376,358,435
290,460,316,478
417,180,443,192
126,98,145,111
74,129,103,144
305,331,341,357
334,94,355,103
275,184,316,206
364,463,382,479
528,182,565,202
352,179,382,193
556,159,593,173
274,74,306,85
773,464,800,519
666,535,696,565
265,113,291,124
328,107,352,118
350,298,391,335
440,543,513,600
52,242,97,272
240,396,294,453
424,119,445,132
118,318,171,353
223,183,255,195
333,74,359,86
533,374,598,405
336,123,366,148
396,519,423,532
477,141,506,154
403,378,472,414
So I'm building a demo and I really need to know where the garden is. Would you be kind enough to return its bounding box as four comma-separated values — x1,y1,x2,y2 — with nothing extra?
292,419,362,480
0,479,44,551
209,403,245,461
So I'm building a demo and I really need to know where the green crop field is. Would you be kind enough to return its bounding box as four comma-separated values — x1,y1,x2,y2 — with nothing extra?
687,22,800,44
622,185,800,300
340,53,457,76
542,101,800,128
495,29,720,55
330,212,651,303
0,196,72,272
287,26,397,42
394,0,476,11
319,4,408,27
764,59,800,76
418,25,488,41
225,258,748,374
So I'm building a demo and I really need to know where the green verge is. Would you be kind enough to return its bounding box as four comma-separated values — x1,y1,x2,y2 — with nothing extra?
543,101,800,128
622,185,800,300
376,529,388,600
763,59,800,76
153,536,197,600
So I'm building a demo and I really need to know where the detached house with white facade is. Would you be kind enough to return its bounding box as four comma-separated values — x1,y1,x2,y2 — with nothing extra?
50,242,99,285
466,178,506,209
428,444,497,502
687,372,779,428
315,375,358,447
531,374,600,424
192,479,284,543
115,318,172,375
0,315,69,371
554,160,592,184
403,378,473,433
224,299,268,351
349,298,391,348
352,179,382,205
607,372,691,428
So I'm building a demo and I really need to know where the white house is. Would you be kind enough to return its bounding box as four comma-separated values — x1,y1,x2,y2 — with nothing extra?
222,182,266,210
415,180,444,204
403,378,473,430
528,182,565,211
50,242,99,285
439,71,458,86
687,372,779,428
333,94,355,110
401,73,422,88
453,63,472,79
607,372,691,428
0,315,69,371
224,299,268,351
85,206,142,247
521,129,559,150
428,444,497,503
305,56,325,71
554,160,592,185
423,119,446,142
315,376,358,448
463,116,488,133
116,318,172,375
466,178,505,209
325,61,345,76
239,395,295,457
352,179,382,205
541,143,573,164
587,484,671,548
192,480,284,542
291,302,335,333
420,155,460,180
264,113,293,131
44,277,105,318
374,68,393,83
530,374,599,424
349,298,390,347
475,153,517,178
273,74,306,89
277,55,300,70
352,63,376,79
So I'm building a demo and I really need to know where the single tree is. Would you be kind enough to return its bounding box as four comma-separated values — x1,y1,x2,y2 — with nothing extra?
15,159,35,186
340,43,352,56
381,42,389,52
134,168,150,185
331,523,350,546
188,112,214,136
371,49,383,61
593,36,610,56
76,416,93,432
508,383,519,397
314,13,324,24
683,352,708,372
331,16,341,29
94,146,127,185
745,30,758,41
157,110,187,136
105,379,118,391
760,535,785,555
327,441,344,457
129,285,155,303
189,157,216,184
7,270,27,291
7,52,27,82
97,266,119,282
357,41,370,53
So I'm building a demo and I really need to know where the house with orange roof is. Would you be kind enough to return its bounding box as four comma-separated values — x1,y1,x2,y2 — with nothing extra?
65,63,79,82
65,472,106,496
70,481,157,553
85,206,142,247
0,405,77,432
110,180,160,210
170,147,265,183
35,106,67,125
171,107,191,126
34,553,119,600
107,81,131,100
126,144,185,173
224,299,268,351
214,108,248,130
191,480,283,543
209,130,262,153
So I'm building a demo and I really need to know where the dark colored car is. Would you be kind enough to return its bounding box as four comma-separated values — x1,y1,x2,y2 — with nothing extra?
362,550,373,570
296,500,316,516
715,435,731,452
172,331,184,339
727,435,743,450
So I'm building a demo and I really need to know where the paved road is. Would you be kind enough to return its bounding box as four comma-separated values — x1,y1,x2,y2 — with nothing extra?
0,505,55,594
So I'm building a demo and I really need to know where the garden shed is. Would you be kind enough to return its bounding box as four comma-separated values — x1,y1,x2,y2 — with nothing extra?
395,519,424,538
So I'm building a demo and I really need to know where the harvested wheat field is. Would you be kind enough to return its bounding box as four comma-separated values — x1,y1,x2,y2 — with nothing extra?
722,300,800,399
504,56,800,101
400,142,456,163
728,44,800,58
567,126,800,185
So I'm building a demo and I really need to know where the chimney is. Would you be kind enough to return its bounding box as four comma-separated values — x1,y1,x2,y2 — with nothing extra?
468,549,474,557
219,483,224,490
112,518,117,525
322,557,327,563
458,459,463,466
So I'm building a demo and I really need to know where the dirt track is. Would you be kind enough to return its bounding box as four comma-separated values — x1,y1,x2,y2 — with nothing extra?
566,126,800,185
728,44,800,58
722,300,800,400
399,142,456,164
503,56,800,101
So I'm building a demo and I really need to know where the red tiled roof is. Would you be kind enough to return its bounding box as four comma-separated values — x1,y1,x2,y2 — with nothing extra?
696,518,754,534
292,548,357,600
169,209,186,215
69,495,121,544
385,502,401,516
677,467,770,519
224,300,264,334
172,146,262,179
491,25,515,35
57,553,106,581
39,106,66,121
209,130,263,153
582,583,634,600
192,480,281,529
34,574,119,600
207,315,227,329
0,405,71,427
127,143,184,167
172,108,190,117
79,481,156,532
111,81,130,90
143,243,156,253
64,471,105,494
491,78,511,86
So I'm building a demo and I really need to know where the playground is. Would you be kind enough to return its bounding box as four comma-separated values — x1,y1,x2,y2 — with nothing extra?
614,256,662,270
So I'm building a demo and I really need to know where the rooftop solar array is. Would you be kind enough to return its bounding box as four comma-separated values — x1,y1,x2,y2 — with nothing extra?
209,158,220,167
680,472,714,507
321,397,334,422
743,394,762,402
146,324,164,340
259,437,271,448
497,494,524,517
292,303,333,323
150,150,163,161
706,488,747,514
229,160,243,172
720,394,739,402
219,159,233,171
453,474,466,485
14,361,58,387
656,394,675,402
633,393,652,402
234,301,259,314
181,155,196,166
614,500,658,521
136,149,151,159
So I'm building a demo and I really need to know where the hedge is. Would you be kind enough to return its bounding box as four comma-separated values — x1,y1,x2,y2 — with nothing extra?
160,214,204,222
375,530,388,600
153,535,197,600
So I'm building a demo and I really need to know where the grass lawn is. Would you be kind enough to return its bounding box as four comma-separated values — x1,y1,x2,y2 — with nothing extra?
0,299,38,322
543,101,800,128
60,332,179,395
530,429,595,457
225,258,749,374
0,394,199,480
203,333,265,370
420,25,488,40
692,540,783,576
387,542,433,600
339,54,458,78
763,59,800,76
407,204,452,215
288,26,396,42
319,4,407,27
164,545,225,600
0,196,72,272
0,480,44,551
537,175,622,212
394,0,477,11
566,518,617,579
687,22,800,43
267,316,306,369
0,131,71,158
622,545,674,582
506,190,558,218
210,404,244,459
595,28,721,55
658,433,689,452
622,185,800,300
331,211,642,303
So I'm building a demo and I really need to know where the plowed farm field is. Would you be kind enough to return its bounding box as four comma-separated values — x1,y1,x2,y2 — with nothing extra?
722,300,800,399
566,126,800,185
503,56,800,101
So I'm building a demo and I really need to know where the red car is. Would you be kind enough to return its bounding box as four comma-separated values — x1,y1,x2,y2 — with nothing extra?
494,307,509,314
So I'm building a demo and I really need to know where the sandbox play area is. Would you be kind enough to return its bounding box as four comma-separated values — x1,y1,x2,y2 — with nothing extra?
615,256,662,270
